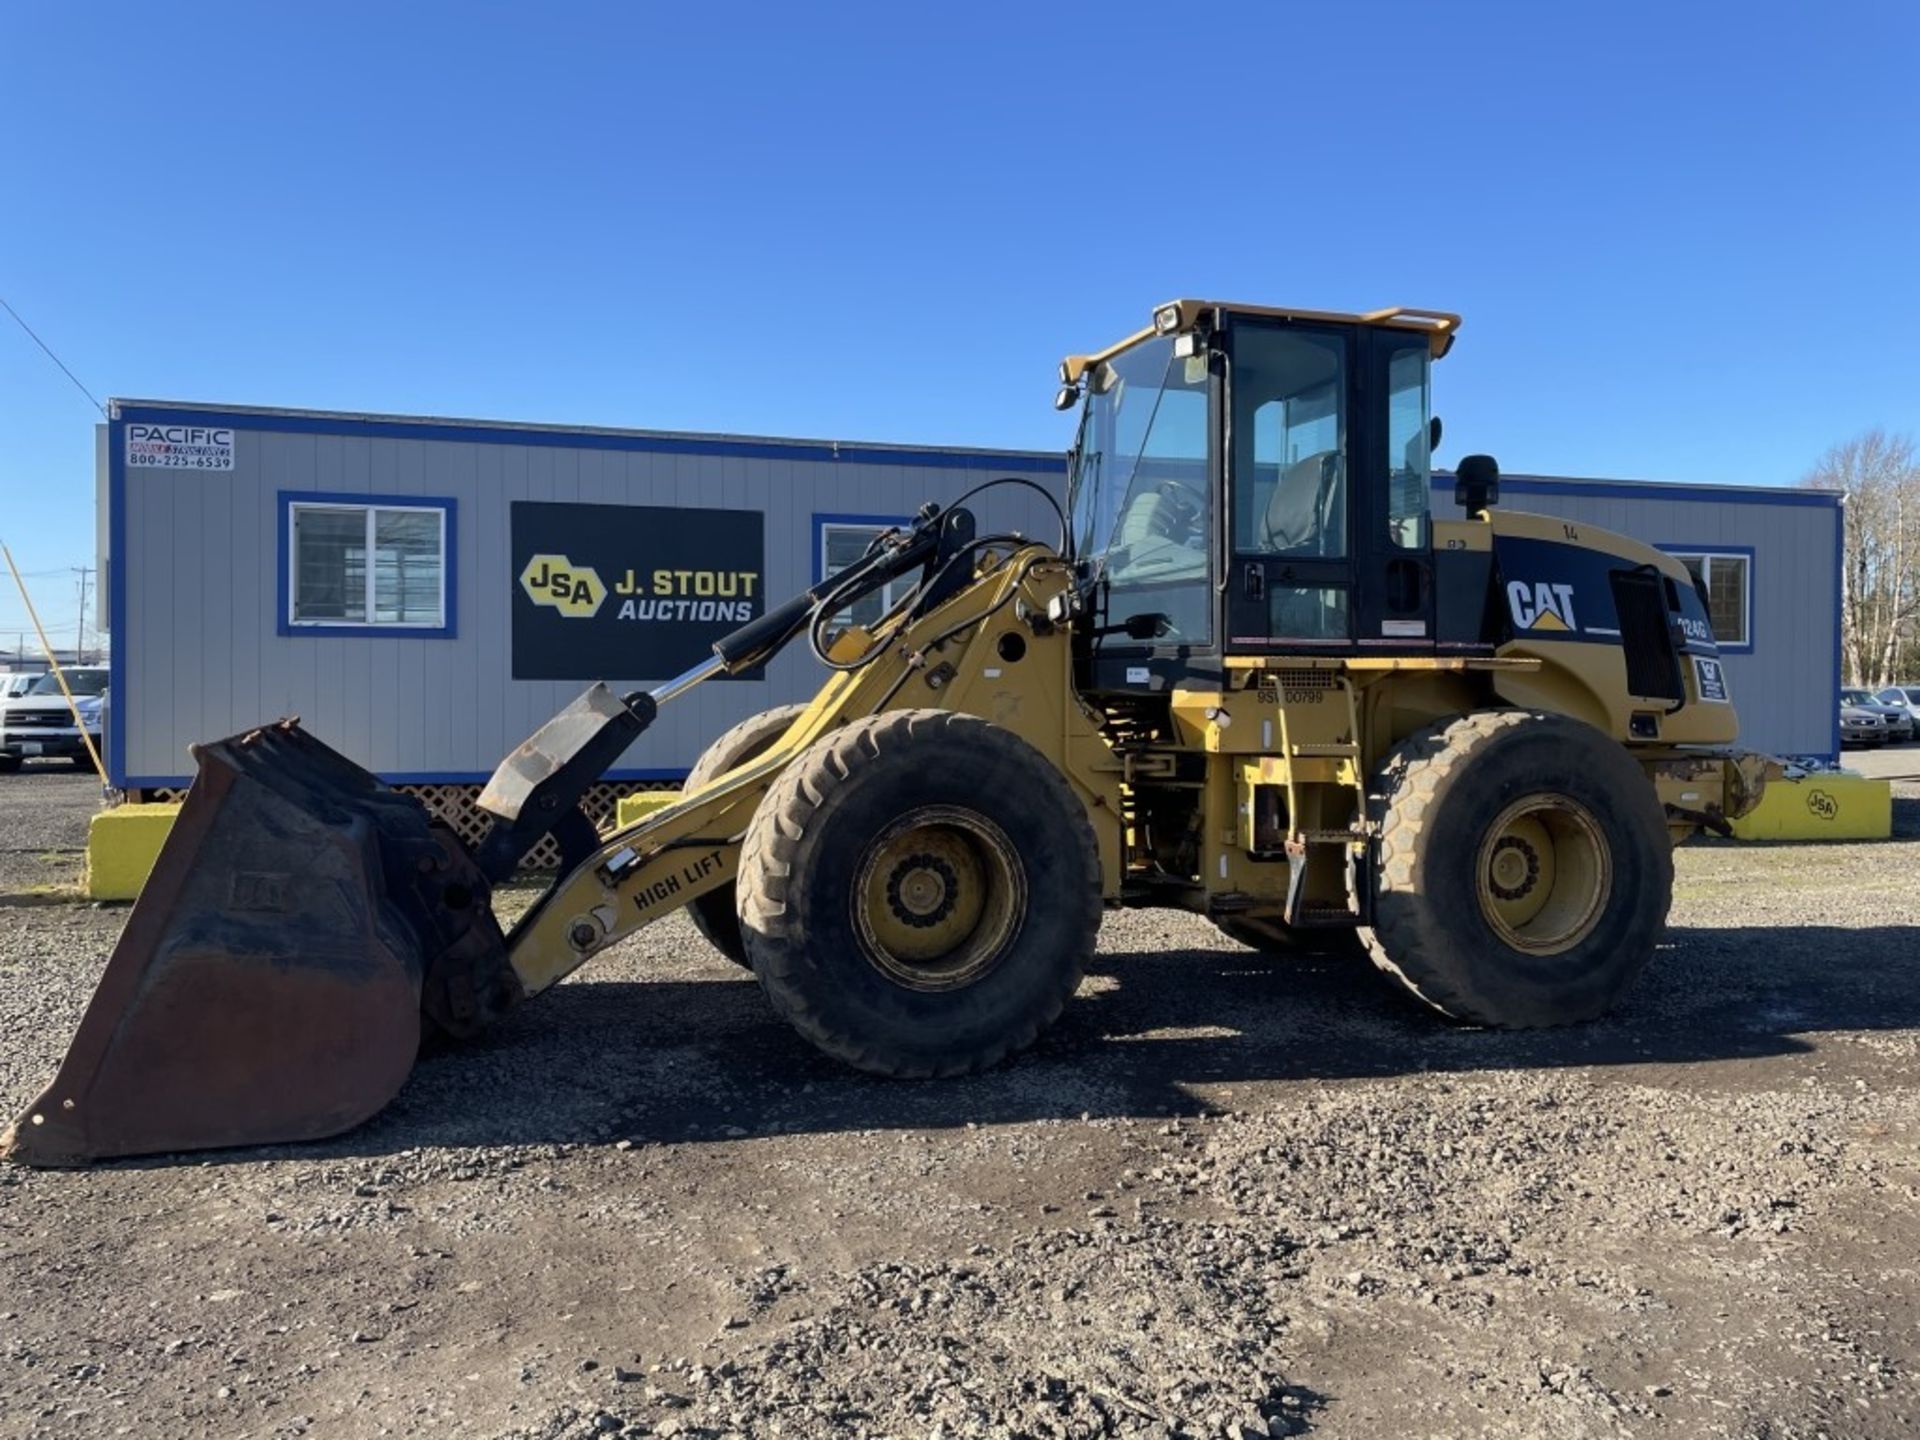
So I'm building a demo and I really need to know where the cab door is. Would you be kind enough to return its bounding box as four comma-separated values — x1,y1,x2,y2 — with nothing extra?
1221,321,1436,654
1223,321,1356,650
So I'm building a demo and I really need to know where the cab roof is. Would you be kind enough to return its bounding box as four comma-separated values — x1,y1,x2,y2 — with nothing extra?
1060,301,1461,385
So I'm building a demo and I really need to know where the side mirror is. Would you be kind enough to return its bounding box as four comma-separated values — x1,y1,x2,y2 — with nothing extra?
1454,454,1500,512
1428,415,1443,453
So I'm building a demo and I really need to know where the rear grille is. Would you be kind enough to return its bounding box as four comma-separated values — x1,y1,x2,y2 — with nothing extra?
1609,570,1684,703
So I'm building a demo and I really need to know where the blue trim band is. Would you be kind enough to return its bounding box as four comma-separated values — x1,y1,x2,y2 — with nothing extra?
120,766,692,790
115,403,1068,475
277,490,459,639
107,422,126,788
1831,502,1845,764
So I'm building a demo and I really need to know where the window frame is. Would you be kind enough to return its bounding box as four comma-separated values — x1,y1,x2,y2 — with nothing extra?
1660,544,1754,654
278,490,458,639
812,512,916,635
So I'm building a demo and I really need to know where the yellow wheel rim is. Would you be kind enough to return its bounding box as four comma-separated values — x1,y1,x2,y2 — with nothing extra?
853,806,1024,991
1474,794,1612,954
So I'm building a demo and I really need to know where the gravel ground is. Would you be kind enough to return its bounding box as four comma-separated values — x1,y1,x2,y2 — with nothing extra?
2,771,1919,1439
0,765,100,899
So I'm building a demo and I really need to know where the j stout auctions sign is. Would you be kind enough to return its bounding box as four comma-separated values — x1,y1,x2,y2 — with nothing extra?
511,501,765,682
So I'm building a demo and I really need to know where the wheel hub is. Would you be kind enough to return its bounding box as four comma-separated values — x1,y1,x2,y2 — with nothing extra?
854,807,1025,990
887,854,960,929
1474,794,1612,955
1487,836,1540,901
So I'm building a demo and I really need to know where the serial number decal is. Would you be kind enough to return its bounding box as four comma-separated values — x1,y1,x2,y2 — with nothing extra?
1693,655,1729,704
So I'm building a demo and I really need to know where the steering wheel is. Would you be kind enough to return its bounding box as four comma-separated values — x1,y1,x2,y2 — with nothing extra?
1154,479,1200,541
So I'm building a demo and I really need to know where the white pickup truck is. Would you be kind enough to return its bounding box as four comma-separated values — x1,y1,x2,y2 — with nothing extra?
0,667,106,772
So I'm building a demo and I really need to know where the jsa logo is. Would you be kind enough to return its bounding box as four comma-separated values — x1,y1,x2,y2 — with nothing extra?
1506,580,1579,634
520,554,607,619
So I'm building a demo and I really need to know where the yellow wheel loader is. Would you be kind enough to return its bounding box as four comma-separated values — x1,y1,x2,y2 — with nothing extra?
3,301,1774,1165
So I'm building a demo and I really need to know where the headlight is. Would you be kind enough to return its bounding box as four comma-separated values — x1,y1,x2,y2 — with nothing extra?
1152,303,1183,336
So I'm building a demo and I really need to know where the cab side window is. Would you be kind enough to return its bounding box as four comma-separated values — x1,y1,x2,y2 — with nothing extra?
1385,343,1432,549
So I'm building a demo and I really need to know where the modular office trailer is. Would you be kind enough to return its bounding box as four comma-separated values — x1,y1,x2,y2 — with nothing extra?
99,401,1843,803
100,400,1064,794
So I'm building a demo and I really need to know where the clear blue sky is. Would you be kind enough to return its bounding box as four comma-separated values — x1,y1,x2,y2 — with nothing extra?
4,1,1917,641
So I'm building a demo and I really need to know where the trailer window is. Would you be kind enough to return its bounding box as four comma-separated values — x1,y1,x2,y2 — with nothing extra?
283,495,454,637
1666,550,1751,650
816,516,915,636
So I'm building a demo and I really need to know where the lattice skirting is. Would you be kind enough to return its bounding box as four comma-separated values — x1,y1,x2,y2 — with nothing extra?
121,780,680,871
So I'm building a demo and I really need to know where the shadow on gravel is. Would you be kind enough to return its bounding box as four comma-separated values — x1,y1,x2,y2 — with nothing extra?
181,917,1920,1166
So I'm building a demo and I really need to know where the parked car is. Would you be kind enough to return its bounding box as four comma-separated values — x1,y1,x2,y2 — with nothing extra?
1,672,42,699
1874,686,1920,735
0,666,106,772
1841,700,1889,748
1841,688,1914,743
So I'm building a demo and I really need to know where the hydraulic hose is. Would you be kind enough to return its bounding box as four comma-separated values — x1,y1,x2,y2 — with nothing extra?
712,520,939,675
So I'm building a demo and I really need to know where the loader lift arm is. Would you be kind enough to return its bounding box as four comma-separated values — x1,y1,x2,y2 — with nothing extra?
2,495,1122,1165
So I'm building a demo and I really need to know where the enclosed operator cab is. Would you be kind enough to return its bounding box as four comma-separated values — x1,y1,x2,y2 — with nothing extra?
1063,301,1463,693
1060,300,1734,758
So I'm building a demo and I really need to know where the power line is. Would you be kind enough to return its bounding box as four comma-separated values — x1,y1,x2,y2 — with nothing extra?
0,295,106,417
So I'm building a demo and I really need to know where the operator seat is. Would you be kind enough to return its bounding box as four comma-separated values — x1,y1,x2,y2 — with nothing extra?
1263,451,1344,555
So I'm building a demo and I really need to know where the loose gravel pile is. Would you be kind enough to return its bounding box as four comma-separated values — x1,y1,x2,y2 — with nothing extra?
2,773,1918,1439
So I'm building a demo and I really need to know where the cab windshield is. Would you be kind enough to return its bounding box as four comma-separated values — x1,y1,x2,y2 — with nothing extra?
1065,336,1212,643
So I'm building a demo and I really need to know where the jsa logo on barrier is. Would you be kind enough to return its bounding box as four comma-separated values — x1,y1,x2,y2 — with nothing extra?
1506,580,1579,634
520,554,606,619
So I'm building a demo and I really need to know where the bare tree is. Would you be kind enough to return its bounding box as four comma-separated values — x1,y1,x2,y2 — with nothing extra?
1802,429,1920,688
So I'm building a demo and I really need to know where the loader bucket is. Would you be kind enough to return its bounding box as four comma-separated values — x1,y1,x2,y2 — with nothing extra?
1,721,514,1166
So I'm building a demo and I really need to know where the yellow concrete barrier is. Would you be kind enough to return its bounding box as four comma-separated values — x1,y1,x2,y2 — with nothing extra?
614,790,682,831
86,802,183,901
1730,770,1891,841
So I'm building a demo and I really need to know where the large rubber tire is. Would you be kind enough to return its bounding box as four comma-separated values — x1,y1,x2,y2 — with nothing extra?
682,703,809,968
737,709,1101,1077
1213,914,1366,958
1364,709,1673,1027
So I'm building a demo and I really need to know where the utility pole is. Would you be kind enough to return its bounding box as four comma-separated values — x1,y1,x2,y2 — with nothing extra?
73,566,91,663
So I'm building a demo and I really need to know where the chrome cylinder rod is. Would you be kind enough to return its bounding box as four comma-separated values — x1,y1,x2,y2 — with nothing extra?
649,653,728,706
